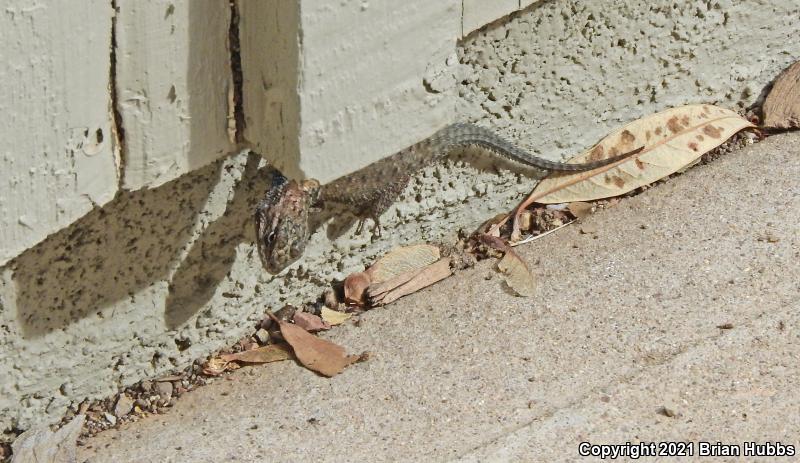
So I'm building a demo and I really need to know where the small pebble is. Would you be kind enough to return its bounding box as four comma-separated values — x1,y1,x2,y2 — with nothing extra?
154,381,174,403
114,394,134,418
254,328,270,345
657,405,677,418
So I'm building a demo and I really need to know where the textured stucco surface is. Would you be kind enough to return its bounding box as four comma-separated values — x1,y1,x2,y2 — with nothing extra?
3,0,800,437
457,0,800,157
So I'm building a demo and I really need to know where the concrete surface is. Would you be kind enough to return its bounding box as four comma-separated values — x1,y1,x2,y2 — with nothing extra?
4,0,800,437
77,133,800,461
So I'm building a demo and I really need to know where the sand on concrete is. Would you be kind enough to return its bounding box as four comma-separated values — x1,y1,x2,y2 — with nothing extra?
78,133,800,462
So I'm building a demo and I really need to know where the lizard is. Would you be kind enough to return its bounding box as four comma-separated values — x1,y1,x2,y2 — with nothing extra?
255,122,642,274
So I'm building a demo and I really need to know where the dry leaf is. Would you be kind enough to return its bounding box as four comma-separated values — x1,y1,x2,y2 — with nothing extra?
478,213,508,237
218,344,293,364
567,202,594,219
763,60,800,129
320,307,352,325
344,272,371,306
292,312,331,332
497,249,536,297
273,315,358,377
369,258,453,305
365,244,440,283
202,357,234,376
476,233,510,252
367,266,426,296
530,105,753,205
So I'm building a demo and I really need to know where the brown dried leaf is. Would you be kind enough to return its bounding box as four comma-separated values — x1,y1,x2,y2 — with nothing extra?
320,307,352,326
292,312,331,332
365,244,441,284
343,272,371,306
202,357,233,376
763,61,800,129
497,249,536,297
369,258,453,305
477,213,508,237
526,105,754,205
273,316,358,377
218,344,293,364
367,266,427,297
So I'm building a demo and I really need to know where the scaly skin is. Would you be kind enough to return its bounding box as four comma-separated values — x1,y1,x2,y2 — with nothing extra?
256,123,640,273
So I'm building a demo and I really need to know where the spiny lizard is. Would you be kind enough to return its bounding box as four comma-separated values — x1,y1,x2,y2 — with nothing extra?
255,122,640,274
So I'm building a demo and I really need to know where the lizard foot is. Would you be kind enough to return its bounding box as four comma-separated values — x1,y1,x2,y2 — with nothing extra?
354,217,382,239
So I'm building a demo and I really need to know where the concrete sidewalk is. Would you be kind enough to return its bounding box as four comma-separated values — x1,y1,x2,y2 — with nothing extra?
78,133,800,462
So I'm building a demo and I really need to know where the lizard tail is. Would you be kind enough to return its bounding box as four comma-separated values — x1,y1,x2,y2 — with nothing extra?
437,122,641,172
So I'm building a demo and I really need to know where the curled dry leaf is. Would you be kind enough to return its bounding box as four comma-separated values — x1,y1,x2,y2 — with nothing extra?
219,344,293,364
762,60,800,129
475,233,536,297
368,258,453,305
345,244,447,308
477,213,508,237
344,271,371,306
365,244,441,283
320,307,352,326
529,104,753,205
272,315,358,377
202,356,236,376
497,249,536,297
292,312,331,332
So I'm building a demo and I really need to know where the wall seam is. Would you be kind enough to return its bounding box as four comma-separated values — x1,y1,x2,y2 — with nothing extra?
109,0,127,190
229,0,245,145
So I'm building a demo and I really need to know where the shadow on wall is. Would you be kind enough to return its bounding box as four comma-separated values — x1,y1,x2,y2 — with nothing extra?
11,151,275,339
163,153,267,328
10,2,281,338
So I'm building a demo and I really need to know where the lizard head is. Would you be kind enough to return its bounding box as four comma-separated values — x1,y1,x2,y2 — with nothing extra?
255,174,320,274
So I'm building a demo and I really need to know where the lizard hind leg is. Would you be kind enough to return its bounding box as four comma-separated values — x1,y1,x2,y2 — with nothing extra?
354,216,382,239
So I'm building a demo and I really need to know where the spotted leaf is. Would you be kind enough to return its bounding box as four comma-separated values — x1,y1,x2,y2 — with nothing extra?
530,104,754,204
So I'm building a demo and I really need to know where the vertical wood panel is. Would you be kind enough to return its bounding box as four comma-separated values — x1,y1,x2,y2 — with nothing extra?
240,0,461,183
0,1,119,265
462,0,519,35
116,0,234,190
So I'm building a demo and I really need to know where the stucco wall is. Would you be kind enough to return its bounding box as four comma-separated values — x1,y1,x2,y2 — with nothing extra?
1,0,798,435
